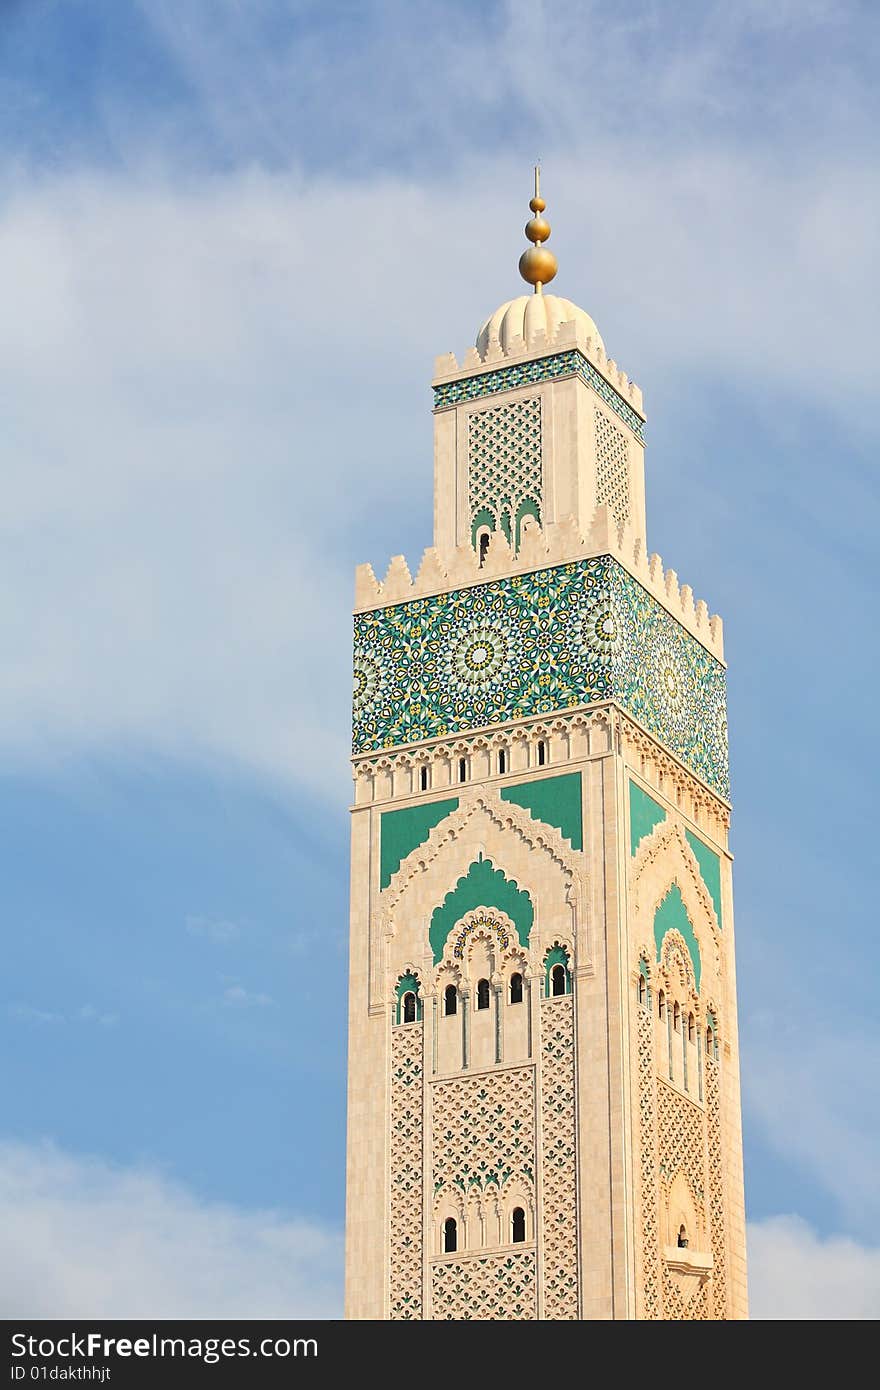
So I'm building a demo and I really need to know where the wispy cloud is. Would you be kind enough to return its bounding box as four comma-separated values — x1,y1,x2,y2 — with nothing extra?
743,1010,880,1231
0,1140,341,1318
11,1004,118,1028
0,148,876,799
222,985,274,1009
186,914,241,944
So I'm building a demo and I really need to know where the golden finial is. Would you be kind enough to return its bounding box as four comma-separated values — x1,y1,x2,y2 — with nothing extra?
518,164,557,294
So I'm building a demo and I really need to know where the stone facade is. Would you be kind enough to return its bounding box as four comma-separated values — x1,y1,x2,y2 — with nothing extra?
344,290,748,1320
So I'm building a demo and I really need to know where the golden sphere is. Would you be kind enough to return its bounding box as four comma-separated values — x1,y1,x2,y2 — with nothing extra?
529,195,546,213
525,216,551,244
518,245,558,287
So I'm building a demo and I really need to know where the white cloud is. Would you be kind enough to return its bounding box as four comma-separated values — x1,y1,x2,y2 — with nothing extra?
1,1139,875,1320
748,1216,880,1320
742,988,880,1231
0,1140,342,1318
0,150,876,802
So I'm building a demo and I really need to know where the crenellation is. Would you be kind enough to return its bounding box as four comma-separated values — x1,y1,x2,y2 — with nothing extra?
381,553,413,601
430,309,644,417
414,546,446,590
354,513,724,662
354,561,381,608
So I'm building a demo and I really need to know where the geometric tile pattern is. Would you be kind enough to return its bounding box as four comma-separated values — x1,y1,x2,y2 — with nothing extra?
433,349,645,442
541,996,579,1318
595,406,630,525
431,1251,537,1320
389,1024,423,1319
352,556,729,797
468,396,542,544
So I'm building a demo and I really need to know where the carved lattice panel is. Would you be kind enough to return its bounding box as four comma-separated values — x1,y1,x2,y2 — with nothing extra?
595,407,630,524
432,1067,535,1193
468,396,542,536
636,1002,661,1318
431,1251,537,1320
706,1060,728,1318
657,1078,709,1320
541,996,579,1319
389,1024,423,1319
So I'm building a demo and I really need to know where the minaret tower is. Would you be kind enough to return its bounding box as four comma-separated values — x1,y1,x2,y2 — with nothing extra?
345,172,748,1320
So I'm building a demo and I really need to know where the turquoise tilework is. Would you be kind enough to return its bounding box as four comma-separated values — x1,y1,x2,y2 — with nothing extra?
352,557,728,797
433,350,645,442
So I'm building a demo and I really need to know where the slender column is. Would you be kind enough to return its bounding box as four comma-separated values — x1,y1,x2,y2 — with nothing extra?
682,1020,688,1092
667,1006,674,1082
697,1026,704,1103
494,978,503,1065
461,986,470,1069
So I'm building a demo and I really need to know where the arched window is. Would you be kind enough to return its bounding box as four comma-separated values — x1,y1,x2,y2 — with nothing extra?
688,1012,695,1042
551,964,566,997
476,978,490,1010
673,1001,681,1032
637,974,646,1007
458,757,467,783
658,990,666,1020
537,739,546,766
512,1207,526,1244
478,532,490,567
677,1224,688,1249
419,764,429,792
706,1026,714,1057
509,972,523,1005
444,984,457,1016
402,992,417,1024
498,748,507,774
443,1217,457,1253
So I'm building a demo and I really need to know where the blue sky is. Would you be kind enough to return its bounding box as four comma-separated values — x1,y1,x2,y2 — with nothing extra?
0,0,878,1318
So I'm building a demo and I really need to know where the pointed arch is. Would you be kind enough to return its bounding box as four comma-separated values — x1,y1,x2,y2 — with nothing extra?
430,856,533,962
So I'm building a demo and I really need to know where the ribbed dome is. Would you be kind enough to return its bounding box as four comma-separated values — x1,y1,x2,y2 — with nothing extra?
476,294,604,358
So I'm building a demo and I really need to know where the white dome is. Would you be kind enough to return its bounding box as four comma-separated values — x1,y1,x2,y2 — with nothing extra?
476,294,604,358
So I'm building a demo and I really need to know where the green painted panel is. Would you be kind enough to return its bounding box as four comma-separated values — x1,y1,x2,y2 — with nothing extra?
395,971,422,1024
654,884,701,992
429,856,533,963
380,797,459,890
543,944,571,996
629,780,666,857
685,830,723,928
501,772,583,851
470,506,495,547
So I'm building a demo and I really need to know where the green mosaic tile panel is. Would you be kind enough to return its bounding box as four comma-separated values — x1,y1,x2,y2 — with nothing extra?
352,556,728,797
433,350,645,442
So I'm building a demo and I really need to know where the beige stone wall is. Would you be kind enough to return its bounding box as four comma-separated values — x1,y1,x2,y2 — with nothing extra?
345,703,748,1319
